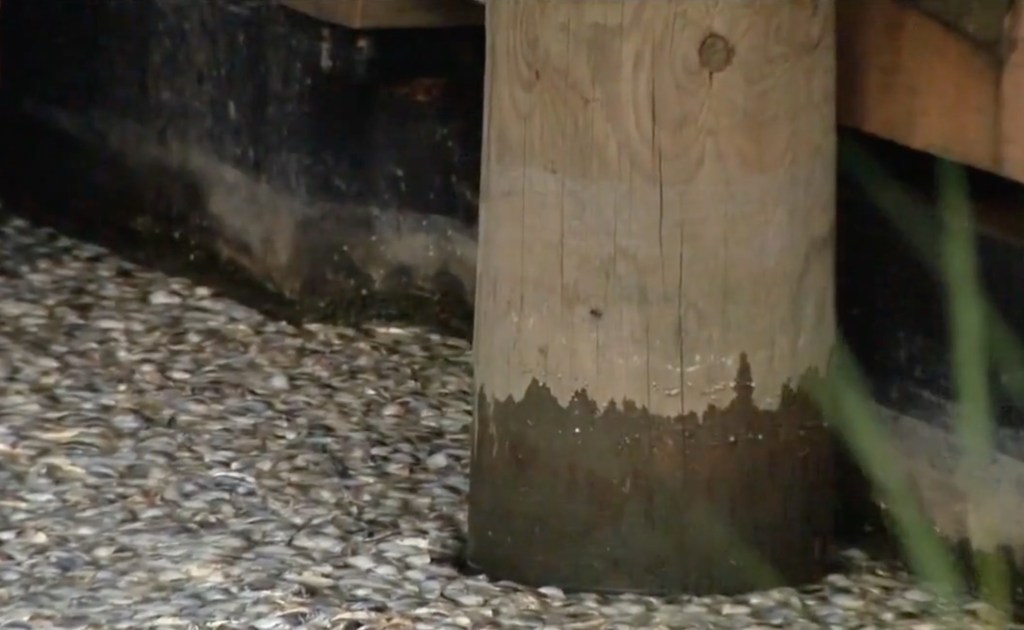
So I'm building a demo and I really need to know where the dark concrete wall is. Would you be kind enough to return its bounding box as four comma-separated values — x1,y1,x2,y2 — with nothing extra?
0,0,484,326
838,132,1024,450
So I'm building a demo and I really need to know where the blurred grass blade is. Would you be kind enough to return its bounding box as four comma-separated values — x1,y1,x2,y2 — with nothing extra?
936,160,994,462
935,159,1007,612
840,139,1010,611
841,141,1024,416
812,340,963,599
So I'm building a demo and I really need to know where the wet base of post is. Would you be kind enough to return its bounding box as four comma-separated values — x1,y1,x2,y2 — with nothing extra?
467,360,835,596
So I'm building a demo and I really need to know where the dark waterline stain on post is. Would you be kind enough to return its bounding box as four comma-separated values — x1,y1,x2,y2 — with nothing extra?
467,356,836,595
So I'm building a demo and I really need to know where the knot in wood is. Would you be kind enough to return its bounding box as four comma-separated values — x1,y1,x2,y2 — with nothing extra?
698,33,734,73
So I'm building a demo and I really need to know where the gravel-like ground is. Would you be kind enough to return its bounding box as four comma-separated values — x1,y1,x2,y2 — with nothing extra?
0,213,1015,629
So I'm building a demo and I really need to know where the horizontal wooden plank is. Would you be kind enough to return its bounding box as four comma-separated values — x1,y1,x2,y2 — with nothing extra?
837,0,1024,184
280,0,483,29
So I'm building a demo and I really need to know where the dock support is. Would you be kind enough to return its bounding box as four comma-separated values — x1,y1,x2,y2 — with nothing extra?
469,0,838,594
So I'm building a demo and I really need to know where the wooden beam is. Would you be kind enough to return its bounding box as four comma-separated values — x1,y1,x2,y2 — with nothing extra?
837,0,1024,184
469,0,837,594
280,0,483,29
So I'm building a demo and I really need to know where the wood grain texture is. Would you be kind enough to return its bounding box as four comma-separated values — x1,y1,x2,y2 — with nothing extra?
837,0,1024,184
280,0,483,29
474,0,836,416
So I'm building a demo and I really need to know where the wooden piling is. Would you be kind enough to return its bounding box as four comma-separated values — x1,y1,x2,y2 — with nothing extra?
469,0,838,594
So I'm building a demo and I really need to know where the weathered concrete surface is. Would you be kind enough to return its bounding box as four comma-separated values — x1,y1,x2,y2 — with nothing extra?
31,104,477,310
0,0,483,327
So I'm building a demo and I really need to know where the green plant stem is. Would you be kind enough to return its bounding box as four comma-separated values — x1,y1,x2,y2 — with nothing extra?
813,341,964,599
936,159,1007,614
838,140,1010,612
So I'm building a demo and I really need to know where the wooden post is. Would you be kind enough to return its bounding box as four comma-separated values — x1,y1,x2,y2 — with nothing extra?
470,0,837,594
